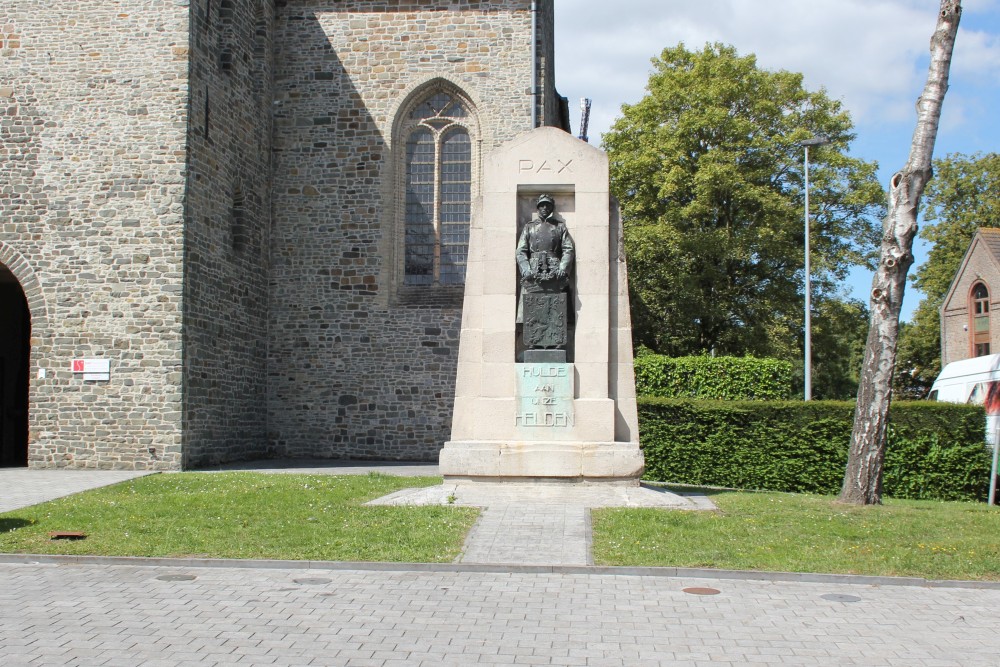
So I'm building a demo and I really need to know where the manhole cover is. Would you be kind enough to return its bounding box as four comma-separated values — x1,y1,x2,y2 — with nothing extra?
293,577,332,585
156,574,197,582
682,587,721,595
820,593,861,603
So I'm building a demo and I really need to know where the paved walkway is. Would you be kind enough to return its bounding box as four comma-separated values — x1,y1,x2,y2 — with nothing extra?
461,503,592,564
370,482,712,566
1,558,999,666
0,469,155,514
0,461,435,515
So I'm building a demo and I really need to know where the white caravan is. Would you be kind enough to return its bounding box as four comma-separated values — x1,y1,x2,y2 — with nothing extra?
929,353,1000,444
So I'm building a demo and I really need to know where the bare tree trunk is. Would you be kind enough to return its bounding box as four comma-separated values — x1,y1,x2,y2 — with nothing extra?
840,0,962,505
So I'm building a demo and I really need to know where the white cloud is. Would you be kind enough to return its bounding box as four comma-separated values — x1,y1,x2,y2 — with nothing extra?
554,0,994,139
953,25,1000,80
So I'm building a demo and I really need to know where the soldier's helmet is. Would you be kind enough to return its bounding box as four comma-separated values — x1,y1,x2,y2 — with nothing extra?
536,194,555,208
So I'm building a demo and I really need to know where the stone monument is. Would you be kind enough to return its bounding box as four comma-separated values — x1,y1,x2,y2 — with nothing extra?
439,127,643,481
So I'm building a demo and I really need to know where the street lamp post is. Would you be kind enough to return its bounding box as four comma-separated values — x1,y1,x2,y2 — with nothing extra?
799,135,831,401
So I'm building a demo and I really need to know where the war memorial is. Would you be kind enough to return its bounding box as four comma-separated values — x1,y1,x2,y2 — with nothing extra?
440,127,643,481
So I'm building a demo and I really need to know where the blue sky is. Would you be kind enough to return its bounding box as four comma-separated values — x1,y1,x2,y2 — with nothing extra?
555,0,1000,321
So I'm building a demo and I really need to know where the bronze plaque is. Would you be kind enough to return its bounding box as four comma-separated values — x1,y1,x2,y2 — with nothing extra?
523,293,567,349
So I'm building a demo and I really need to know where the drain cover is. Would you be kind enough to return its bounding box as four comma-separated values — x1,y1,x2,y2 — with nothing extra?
821,593,861,603
682,587,721,595
49,531,87,540
156,574,197,582
293,577,332,585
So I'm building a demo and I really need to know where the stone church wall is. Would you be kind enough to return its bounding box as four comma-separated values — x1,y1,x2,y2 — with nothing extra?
181,0,276,467
0,3,189,468
267,0,557,460
2,0,564,468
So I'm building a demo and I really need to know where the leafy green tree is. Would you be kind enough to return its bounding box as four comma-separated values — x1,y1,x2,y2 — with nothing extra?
605,43,885,359
810,295,870,400
914,152,1000,301
896,152,1000,395
894,299,941,399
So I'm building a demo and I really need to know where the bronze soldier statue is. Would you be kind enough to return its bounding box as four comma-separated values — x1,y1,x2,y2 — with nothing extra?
515,194,574,351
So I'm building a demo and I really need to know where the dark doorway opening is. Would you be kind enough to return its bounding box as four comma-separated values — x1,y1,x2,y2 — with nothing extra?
0,263,30,467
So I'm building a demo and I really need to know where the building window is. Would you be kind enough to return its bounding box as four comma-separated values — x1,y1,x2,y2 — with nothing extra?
972,282,990,356
204,87,211,140
400,90,475,288
230,185,247,253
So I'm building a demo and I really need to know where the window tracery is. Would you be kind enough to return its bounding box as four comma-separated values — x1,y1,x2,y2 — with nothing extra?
399,90,476,289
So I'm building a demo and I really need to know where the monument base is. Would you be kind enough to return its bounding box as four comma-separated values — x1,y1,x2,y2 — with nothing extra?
523,349,566,363
439,440,644,481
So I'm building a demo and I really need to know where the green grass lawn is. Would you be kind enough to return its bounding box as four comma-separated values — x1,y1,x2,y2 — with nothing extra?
0,472,477,563
593,489,1000,580
5,474,999,580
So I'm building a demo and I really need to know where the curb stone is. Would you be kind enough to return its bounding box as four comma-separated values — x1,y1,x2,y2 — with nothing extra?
1,553,997,590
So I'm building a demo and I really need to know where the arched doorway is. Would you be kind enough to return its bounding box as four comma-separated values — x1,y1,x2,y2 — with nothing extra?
0,262,29,467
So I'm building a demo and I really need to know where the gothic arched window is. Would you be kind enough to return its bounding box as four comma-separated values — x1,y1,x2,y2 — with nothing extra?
400,90,475,288
971,282,991,357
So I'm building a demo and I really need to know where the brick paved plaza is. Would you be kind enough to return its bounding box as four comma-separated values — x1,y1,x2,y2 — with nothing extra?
2,559,999,666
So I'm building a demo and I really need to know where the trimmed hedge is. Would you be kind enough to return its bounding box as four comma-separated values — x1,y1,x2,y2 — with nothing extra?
638,398,992,502
634,354,792,400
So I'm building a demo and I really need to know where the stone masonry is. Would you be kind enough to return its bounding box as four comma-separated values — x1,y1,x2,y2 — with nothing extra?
0,0,566,469
266,0,564,461
1,2,189,469
181,0,275,468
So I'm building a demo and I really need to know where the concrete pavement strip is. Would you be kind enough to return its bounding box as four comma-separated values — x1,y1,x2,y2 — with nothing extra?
0,553,997,590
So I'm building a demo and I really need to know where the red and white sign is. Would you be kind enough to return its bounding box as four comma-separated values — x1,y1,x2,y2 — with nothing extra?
70,359,111,381
70,359,110,374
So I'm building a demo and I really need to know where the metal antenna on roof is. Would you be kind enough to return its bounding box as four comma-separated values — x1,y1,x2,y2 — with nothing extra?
578,98,592,143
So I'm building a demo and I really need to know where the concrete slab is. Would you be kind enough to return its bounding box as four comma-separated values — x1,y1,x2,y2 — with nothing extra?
195,459,441,477
367,481,712,509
